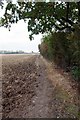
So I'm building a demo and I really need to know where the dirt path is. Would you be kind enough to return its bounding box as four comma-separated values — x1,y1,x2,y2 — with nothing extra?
2,54,79,118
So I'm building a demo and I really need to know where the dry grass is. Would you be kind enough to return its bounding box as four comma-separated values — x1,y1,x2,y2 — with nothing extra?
41,56,79,118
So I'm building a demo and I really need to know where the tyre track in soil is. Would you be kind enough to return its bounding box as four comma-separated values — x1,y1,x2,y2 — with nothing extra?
2,54,79,118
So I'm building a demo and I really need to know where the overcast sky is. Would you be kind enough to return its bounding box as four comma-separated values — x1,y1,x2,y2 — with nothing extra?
0,2,42,52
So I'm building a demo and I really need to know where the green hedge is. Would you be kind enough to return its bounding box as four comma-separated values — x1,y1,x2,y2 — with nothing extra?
39,25,80,81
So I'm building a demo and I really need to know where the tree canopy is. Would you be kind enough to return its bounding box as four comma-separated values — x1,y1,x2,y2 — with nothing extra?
0,1,80,39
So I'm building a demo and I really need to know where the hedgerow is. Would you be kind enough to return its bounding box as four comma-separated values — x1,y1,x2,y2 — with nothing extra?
39,25,80,81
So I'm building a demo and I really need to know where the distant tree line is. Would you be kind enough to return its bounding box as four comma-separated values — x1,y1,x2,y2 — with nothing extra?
0,50,25,54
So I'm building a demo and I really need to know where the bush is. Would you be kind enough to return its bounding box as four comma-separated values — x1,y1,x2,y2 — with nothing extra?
71,66,80,81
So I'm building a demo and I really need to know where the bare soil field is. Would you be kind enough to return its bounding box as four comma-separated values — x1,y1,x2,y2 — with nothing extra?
2,54,79,118
0,55,2,119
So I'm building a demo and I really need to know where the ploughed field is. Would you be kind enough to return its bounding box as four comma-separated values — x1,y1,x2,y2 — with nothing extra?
2,54,79,118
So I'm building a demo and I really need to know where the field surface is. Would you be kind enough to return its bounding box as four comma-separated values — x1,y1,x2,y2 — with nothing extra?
2,54,79,118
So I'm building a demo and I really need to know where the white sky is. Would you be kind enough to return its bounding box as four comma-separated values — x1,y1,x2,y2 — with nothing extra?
0,20,42,52
0,1,42,52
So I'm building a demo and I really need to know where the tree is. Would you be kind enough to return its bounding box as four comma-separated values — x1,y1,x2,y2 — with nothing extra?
0,1,80,39
0,0,4,8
